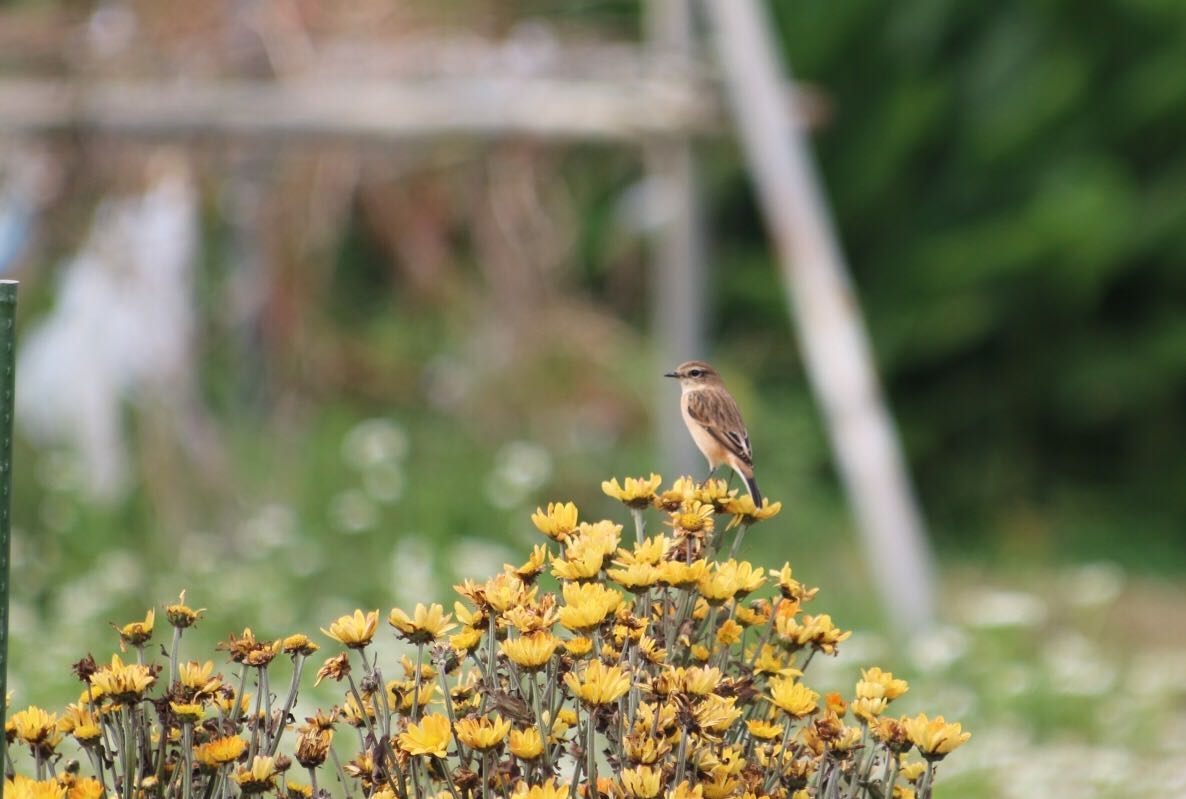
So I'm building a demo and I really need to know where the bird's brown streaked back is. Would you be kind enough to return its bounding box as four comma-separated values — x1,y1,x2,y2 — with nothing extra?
685,388,752,466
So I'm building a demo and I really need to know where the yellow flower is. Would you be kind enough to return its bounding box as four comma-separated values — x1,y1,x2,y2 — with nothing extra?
194,736,248,768
170,702,205,723
550,545,605,582
678,666,721,696
730,561,766,596
508,727,544,760
564,637,593,657
716,618,743,646
513,545,549,581
697,564,739,605
389,603,456,643
11,707,58,745
451,626,483,653
769,677,819,718
90,655,155,700
669,501,715,534
690,644,711,662
57,705,101,744
531,502,579,541
114,609,155,648
851,697,888,722
285,782,312,799
5,776,66,799
321,609,379,648
656,559,708,588
564,660,631,706
178,660,222,695
723,494,782,529
622,731,671,765
751,644,801,678
233,755,277,793
613,536,667,568
558,582,623,632
165,591,206,629
281,634,320,656
511,780,570,799
746,719,784,740
858,667,909,701
667,782,703,799
602,474,663,509
63,777,103,799
485,573,536,613
899,760,926,783
607,563,660,593
734,599,771,627
903,714,971,760
872,717,913,754
455,715,511,751
695,695,742,737
501,632,559,671
776,564,819,604
398,713,451,758
218,628,281,666
620,765,662,799
777,613,852,655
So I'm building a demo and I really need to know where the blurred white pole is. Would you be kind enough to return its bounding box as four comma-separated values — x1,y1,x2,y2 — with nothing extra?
703,0,936,631
647,0,706,478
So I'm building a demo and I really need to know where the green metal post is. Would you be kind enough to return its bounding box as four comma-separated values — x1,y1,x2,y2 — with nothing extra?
0,280,16,792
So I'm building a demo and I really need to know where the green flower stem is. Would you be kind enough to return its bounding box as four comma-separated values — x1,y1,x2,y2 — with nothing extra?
268,655,307,757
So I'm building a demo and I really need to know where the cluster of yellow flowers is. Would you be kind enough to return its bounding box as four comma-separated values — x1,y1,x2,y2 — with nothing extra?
4,475,969,799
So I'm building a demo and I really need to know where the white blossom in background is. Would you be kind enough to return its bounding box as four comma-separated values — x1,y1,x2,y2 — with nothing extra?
16,154,197,501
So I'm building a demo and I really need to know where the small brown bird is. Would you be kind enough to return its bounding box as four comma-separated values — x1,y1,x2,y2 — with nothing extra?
665,360,761,505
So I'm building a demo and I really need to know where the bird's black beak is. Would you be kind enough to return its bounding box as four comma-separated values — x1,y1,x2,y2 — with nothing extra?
664,371,679,378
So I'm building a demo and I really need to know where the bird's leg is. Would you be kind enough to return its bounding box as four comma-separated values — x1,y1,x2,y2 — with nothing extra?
701,465,719,487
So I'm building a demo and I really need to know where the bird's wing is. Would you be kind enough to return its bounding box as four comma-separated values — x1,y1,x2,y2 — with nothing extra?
686,389,753,466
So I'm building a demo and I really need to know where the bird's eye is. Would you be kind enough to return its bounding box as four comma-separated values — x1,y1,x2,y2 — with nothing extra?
689,369,703,377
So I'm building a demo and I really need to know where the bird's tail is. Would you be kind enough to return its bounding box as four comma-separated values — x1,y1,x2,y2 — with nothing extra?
742,471,762,507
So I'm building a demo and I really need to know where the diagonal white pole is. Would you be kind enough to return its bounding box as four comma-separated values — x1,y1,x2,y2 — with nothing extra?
703,0,935,631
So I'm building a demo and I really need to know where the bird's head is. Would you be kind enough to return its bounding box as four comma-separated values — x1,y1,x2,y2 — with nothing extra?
664,360,723,388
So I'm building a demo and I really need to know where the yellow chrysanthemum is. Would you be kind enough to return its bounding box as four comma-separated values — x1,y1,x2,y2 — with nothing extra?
669,501,715,534
398,713,451,758
508,727,544,760
11,707,58,745
550,545,605,582
564,637,593,657
63,777,103,799
451,626,484,653
601,474,663,509
281,634,320,656
178,660,222,695
233,756,277,793
164,590,205,629
321,609,379,648
170,702,205,723
57,705,101,743
194,736,248,768
564,660,630,707
656,559,708,588
606,563,660,593
558,582,623,632
91,654,155,700
723,494,782,529
531,502,579,541
114,609,155,648
858,667,909,701
620,765,663,799
511,779,570,799
455,715,511,751
5,775,66,799
769,677,819,718
746,719,784,740
903,714,971,760
389,603,456,643
501,632,559,671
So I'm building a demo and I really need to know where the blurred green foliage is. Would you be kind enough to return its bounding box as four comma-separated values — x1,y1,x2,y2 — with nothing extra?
704,1,1186,567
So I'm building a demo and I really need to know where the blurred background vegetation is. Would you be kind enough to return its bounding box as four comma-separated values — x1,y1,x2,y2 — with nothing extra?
2,1,1185,796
